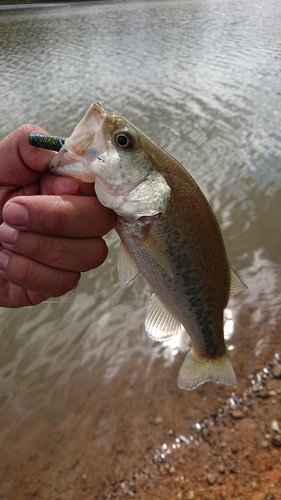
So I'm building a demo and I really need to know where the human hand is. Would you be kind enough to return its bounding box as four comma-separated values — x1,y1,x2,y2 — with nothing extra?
0,124,116,308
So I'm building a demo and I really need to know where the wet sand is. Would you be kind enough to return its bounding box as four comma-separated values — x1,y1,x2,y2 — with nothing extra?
104,356,281,500
0,308,281,500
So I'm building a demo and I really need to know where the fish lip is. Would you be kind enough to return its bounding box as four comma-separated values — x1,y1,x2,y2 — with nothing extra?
49,103,107,180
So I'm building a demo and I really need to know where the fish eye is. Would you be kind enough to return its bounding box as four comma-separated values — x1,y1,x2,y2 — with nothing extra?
113,129,135,150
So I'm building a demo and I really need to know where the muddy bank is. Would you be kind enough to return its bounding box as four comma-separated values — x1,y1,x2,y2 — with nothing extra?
1,319,281,500
105,354,281,500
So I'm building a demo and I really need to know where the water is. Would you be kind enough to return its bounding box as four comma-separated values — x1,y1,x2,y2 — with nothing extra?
0,0,281,496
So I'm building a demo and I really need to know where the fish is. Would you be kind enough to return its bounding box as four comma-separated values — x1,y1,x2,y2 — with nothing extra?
48,102,246,390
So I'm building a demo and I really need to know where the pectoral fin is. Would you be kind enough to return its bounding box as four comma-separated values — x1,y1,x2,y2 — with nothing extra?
117,243,139,285
145,295,182,341
229,265,247,298
138,232,174,278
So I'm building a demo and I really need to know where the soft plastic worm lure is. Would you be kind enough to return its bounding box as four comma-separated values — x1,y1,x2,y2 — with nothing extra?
28,134,66,152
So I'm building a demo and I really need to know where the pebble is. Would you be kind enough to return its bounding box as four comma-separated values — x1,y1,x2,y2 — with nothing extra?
256,390,269,399
271,435,281,448
268,390,277,396
231,409,245,419
153,416,164,425
169,465,176,474
206,473,216,485
187,491,195,500
272,364,281,378
271,420,280,433
249,493,265,500
217,463,225,474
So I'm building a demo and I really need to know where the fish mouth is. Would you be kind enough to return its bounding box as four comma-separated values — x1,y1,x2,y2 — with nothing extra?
49,102,107,182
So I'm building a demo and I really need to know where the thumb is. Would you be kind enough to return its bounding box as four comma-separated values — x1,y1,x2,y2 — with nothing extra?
0,124,56,186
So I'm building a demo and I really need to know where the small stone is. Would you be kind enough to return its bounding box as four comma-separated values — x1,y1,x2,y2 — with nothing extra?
187,491,195,500
169,465,176,474
272,435,281,448
261,440,269,448
153,416,163,425
177,493,183,500
268,390,277,396
249,493,264,500
221,441,227,448
231,409,245,419
202,428,210,441
217,463,225,474
272,364,281,378
271,420,280,432
256,390,269,399
206,473,216,485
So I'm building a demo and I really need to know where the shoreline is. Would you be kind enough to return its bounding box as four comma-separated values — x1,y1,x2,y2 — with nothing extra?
104,351,281,499
0,0,118,9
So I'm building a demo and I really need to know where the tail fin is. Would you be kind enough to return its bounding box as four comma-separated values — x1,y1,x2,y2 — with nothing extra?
177,349,237,390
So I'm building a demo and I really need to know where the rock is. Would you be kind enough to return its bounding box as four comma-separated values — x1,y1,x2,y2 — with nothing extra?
187,491,195,500
231,409,245,419
217,463,225,474
272,364,281,378
271,435,281,448
271,420,280,432
206,473,216,485
153,416,163,425
256,390,269,399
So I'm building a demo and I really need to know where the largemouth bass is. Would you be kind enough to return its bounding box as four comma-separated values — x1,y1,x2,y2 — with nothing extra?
48,102,246,390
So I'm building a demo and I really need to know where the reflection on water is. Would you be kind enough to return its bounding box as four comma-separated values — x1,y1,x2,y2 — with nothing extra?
0,0,281,496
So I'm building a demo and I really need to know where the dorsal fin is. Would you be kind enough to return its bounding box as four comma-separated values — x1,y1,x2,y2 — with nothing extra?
229,265,247,298
145,295,182,341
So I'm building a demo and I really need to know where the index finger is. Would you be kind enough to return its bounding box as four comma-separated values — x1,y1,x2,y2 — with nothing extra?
2,195,117,238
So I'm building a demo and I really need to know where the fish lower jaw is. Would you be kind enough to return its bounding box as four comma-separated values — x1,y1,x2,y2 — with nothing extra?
177,349,237,390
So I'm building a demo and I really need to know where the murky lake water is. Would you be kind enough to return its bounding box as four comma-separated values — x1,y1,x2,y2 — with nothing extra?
0,0,281,496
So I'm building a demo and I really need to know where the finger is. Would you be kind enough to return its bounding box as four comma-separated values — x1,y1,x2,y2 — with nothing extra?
0,250,80,298
40,171,96,196
0,223,108,272
0,125,55,186
0,279,48,307
2,195,117,238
